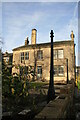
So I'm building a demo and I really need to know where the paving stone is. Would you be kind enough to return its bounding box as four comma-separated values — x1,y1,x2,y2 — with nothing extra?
18,109,31,115
35,106,62,119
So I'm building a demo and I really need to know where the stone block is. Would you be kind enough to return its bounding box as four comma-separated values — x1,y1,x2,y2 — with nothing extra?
60,87,68,94
35,106,62,120
35,95,69,120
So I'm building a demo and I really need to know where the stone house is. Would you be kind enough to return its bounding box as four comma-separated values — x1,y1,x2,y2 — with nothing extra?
12,29,75,83
2,51,13,74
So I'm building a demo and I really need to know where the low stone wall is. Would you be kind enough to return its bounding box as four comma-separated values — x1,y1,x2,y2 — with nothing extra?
35,80,75,120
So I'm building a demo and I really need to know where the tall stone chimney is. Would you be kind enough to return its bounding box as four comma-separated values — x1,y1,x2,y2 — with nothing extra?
31,29,37,44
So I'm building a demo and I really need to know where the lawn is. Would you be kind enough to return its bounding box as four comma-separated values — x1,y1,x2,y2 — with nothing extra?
28,81,48,89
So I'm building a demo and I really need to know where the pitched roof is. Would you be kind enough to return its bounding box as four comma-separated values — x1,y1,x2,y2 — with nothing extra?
13,40,74,51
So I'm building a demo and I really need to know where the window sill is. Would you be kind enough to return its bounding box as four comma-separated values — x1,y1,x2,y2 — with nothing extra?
25,59,29,60
54,75,65,77
54,58,64,60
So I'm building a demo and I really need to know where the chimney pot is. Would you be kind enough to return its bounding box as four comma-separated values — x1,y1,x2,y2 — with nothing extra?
25,37,29,45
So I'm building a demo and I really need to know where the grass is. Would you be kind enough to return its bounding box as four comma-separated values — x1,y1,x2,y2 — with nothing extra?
28,81,48,89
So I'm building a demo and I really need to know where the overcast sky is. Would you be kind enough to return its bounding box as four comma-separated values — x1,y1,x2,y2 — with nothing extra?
0,1,79,65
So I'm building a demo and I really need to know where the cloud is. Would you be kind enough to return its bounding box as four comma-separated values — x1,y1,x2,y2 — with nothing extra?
2,1,78,65
54,17,78,40
2,8,45,52
54,18,78,66
54,3,78,65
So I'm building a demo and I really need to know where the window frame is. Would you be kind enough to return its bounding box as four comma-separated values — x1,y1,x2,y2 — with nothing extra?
58,65,64,76
37,66,42,78
37,50,43,60
25,52,29,60
58,49,64,59
21,52,24,63
54,65,58,76
54,50,57,59
54,49,64,59
54,65,64,77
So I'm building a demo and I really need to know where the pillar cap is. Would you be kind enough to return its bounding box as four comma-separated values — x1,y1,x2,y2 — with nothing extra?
70,31,75,41
32,28,37,31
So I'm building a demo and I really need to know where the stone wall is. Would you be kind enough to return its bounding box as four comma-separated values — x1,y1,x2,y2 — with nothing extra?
35,80,75,120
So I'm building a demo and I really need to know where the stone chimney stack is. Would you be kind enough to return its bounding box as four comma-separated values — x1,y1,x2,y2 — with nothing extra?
25,37,29,46
31,29,37,44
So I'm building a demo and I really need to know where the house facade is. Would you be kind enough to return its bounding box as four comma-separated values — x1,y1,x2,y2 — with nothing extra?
12,29,75,83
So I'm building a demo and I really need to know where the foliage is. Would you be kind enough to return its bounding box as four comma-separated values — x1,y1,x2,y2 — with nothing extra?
2,59,30,98
2,56,39,99
12,75,29,97
2,58,47,113
19,65,34,81
2,58,13,97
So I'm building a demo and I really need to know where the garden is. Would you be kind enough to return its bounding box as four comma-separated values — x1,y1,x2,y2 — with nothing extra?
2,61,48,119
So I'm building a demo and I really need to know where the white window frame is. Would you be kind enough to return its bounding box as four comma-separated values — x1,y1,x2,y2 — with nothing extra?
25,52,29,60
37,66,42,78
54,49,63,59
58,49,63,59
37,50,43,60
54,65,64,76
21,52,24,63
58,66,64,76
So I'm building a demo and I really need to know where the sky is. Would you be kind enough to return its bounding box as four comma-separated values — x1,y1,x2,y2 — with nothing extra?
1,0,79,2
0,1,79,65
78,1,80,66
